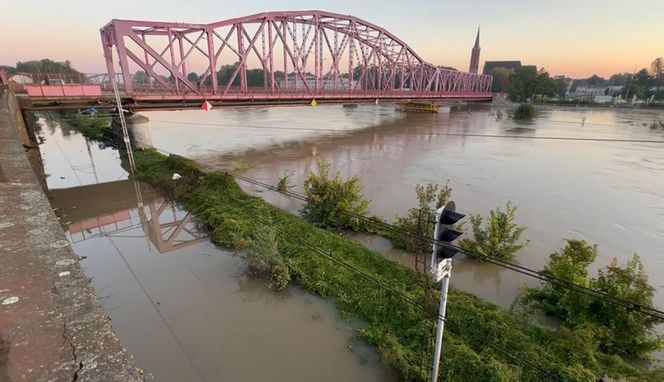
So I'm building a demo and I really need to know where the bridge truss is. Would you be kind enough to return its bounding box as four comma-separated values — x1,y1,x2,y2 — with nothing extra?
100,11,492,103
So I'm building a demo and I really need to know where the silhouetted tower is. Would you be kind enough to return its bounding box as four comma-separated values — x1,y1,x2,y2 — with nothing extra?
469,27,480,74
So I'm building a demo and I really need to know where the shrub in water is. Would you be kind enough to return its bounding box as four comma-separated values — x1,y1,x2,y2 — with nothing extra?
389,181,452,252
513,103,535,120
302,157,370,230
459,202,529,260
523,240,664,358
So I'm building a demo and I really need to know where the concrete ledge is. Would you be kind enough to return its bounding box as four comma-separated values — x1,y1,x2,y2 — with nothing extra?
0,93,141,381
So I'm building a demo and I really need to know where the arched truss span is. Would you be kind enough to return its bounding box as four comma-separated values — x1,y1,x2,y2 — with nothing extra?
100,11,492,101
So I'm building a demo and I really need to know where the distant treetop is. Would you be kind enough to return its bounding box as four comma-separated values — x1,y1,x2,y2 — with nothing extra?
15,59,79,74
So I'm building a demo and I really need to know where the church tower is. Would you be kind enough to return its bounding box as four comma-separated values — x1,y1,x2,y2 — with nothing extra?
469,27,480,74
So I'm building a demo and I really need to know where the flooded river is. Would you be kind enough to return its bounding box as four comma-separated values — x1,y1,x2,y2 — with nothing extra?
32,119,395,381
31,103,664,377
143,104,664,310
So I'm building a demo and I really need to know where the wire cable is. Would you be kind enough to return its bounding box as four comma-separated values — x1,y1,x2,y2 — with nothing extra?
249,208,561,381
147,119,664,144
107,237,208,382
52,113,664,144
170,152,664,320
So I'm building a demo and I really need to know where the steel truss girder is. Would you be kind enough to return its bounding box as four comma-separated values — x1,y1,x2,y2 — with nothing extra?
100,10,493,98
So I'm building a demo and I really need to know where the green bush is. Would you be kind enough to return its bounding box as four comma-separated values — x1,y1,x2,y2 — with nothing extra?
276,169,295,193
458,202,529,260
133,150,662,381
513,104,535,120
388,181,452,252
301,157,370,230
523,240,664,359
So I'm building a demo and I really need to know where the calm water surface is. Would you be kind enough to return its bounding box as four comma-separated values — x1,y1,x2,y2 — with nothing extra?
33,118,395,382
143,105,664,310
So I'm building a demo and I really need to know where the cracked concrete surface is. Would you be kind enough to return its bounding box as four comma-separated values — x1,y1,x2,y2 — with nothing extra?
0,93,141,381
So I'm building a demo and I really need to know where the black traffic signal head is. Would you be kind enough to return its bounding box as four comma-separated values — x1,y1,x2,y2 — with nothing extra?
433,201,465,260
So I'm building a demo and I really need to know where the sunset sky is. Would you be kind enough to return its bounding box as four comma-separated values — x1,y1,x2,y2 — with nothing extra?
1,0,662,78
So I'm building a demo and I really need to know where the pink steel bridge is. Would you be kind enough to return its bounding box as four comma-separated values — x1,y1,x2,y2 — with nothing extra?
98,10,493,105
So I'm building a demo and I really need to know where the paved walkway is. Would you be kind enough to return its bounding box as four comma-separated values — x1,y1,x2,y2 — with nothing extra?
0,92,141,381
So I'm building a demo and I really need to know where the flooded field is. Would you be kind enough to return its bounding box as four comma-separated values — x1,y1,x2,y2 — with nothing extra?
33,120,395,382
143,104,664,309
30,102,664,376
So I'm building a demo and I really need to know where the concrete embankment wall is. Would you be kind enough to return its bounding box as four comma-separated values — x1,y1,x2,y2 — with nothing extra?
0,92,141,381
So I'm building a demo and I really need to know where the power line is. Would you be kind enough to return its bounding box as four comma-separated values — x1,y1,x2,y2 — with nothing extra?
48,113,663,317
250,209,561,381
168,152,664,320
107,237,208,382
51,112,664,144
146,119,664,144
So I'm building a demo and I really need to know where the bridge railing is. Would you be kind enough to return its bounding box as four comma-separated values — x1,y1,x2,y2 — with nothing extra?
12,72,492,101
8,72,121,93
128,86,492,100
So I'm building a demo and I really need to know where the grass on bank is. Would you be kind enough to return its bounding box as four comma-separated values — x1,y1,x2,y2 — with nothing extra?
133,149,661,382
58,111,114,142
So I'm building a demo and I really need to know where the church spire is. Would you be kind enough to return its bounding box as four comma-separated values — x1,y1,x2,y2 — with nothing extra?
474,26,480,49
469,26,481,74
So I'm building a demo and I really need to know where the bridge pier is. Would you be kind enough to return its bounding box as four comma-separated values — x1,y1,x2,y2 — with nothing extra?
114,113,153,150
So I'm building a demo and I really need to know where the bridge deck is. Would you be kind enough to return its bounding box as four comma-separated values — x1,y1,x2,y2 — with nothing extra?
18,89,492,110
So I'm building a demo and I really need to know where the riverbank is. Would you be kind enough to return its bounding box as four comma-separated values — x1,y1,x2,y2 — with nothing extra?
134,148,661,381
0,93,141,381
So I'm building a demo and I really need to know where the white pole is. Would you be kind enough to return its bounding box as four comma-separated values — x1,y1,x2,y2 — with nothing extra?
430,271,451,382
110,73,136,173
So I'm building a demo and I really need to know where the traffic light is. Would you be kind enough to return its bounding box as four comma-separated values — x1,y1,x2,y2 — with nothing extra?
429,200,466,382
431,201,465,281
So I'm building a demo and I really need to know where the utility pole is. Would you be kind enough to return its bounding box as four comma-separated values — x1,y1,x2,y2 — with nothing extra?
625,65,637,103
429,201,465,382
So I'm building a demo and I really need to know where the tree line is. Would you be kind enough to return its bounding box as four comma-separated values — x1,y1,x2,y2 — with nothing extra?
487,57,664,102
1,59,79,75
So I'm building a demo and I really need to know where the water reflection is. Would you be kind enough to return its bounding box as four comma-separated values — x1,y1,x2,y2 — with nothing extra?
61,190,207,255
31,117,396,382
140,105,664,311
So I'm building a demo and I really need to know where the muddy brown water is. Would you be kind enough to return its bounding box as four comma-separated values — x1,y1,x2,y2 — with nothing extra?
31,103,664,371
0,333,8,382
142,104,664,364
144,104,664,309
31,118,396,381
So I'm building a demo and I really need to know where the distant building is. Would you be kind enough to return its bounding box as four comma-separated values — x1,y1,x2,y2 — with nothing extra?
9,74,33,85
607,85,623,94
569,85,624,103
469,28,480,74
574,86,607,96
482,61,522,75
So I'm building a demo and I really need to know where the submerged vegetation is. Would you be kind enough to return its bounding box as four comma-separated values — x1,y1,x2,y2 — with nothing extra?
246,222,291,290
387,181,453,252
458,202,529,261
650,119,664,130
523,240,664,359
134,149,662,381
513,104,536,120
276,169,295,193
302,157,370,231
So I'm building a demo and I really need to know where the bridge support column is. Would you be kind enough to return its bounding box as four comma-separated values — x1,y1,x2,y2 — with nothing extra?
128,114,152,150
115,113,153,150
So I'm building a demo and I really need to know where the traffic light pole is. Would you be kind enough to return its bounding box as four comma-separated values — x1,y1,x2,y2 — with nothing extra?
430,259,452,382
429,201,464,382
